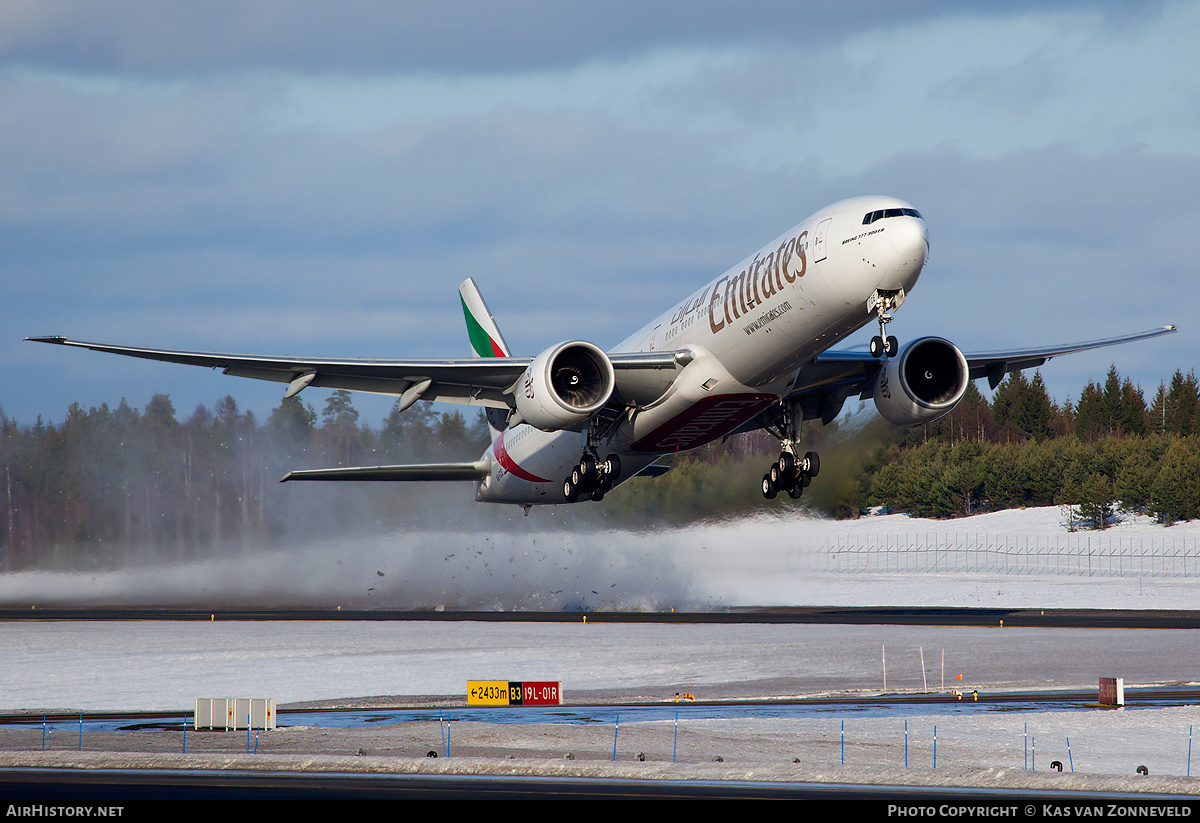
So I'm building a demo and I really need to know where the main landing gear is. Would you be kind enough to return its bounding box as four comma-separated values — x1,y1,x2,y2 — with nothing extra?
563,452,621,503
759,398,821,501
761,449,819,500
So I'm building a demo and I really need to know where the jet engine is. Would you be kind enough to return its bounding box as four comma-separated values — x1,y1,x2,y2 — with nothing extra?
872,337,969,426
514,341,615,431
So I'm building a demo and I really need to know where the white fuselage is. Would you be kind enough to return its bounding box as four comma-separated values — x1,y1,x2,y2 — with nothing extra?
477,196,929,505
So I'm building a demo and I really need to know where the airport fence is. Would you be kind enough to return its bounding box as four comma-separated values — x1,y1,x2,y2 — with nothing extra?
827,533,1200,577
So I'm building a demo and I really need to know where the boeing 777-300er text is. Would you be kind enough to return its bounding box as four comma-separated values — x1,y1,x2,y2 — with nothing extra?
29,196,1175,512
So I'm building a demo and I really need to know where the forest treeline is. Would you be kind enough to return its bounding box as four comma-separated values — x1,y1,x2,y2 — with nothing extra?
2,366,1198,570
861,367,1200,529
0,391,492,571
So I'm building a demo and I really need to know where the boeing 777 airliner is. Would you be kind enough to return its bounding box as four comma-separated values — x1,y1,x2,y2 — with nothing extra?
30,196,1175,512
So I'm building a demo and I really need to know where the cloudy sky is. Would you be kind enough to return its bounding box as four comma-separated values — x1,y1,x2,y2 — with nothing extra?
2,0,1195,427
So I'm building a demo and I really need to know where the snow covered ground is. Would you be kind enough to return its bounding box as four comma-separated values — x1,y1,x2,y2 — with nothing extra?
2,506,1198,611
1,507,1198,789
1,618,1198,785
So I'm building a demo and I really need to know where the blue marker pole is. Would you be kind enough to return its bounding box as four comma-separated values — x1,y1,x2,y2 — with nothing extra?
41,715,46,751
78,712,82,752
904,720,908,768
933,725,937,769
1025,722,1028,770
612,715,619,761
1189,725,1193,777
1032,734,1036,771
841,720,844,765
672,710,681,763
439,710,445,757
1067,736,1073,772
183,716,186,754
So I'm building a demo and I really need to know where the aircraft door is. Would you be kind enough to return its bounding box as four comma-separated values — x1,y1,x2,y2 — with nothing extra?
813,218,832,263
643,324,661,351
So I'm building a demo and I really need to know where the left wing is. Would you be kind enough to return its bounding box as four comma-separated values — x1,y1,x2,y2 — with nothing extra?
766,325,1178,428
25,336,679,411
960,325,1178,389
27,335,529,409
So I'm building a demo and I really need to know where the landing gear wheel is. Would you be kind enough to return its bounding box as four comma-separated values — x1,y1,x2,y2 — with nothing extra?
885,336,898,357
787,483,803,500
803,451,820,478
777,451,795,478
769,464,792,492
870,336,885,358
591,488,605,502
761,474,777,500
579,454,597,480
570,466,587,490
563,476,580,503
602,454,622,484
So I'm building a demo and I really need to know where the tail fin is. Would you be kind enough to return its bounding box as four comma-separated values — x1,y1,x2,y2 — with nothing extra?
459,278,511,358
459,278,512,435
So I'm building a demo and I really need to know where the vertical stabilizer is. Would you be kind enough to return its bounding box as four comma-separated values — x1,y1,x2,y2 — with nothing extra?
459,278,512,435
459,278,511,358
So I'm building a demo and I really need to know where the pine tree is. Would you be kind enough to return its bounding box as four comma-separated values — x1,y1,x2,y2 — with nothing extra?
1165,371,1199,437
1148,382,1168,435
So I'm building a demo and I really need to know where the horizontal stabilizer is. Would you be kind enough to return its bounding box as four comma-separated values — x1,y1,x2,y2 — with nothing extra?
281,460,489,483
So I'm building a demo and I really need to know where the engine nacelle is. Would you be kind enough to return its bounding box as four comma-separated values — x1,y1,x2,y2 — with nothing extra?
872,337,969,426
514,341,615,431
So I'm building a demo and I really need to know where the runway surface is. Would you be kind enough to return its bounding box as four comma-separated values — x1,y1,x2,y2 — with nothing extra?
3,617,1198,712
2,614,1198,804
4,606,1200,628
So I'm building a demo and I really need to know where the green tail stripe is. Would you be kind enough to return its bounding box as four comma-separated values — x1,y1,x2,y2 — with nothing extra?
462,296,499,357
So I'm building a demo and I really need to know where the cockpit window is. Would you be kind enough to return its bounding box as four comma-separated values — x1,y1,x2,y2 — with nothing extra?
862,207,922,225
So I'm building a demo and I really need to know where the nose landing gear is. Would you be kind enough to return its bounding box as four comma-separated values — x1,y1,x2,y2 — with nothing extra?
868,289,904,358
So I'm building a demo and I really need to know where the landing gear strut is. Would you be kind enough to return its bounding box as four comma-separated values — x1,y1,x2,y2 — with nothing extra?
868,288,903,358
760,398,820,501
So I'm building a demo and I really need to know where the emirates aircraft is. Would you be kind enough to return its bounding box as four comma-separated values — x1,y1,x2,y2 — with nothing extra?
30,196,1175,512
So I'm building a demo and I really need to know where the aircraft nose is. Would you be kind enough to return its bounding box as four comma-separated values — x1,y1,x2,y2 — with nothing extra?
879,216,928,291
889,215,928,265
